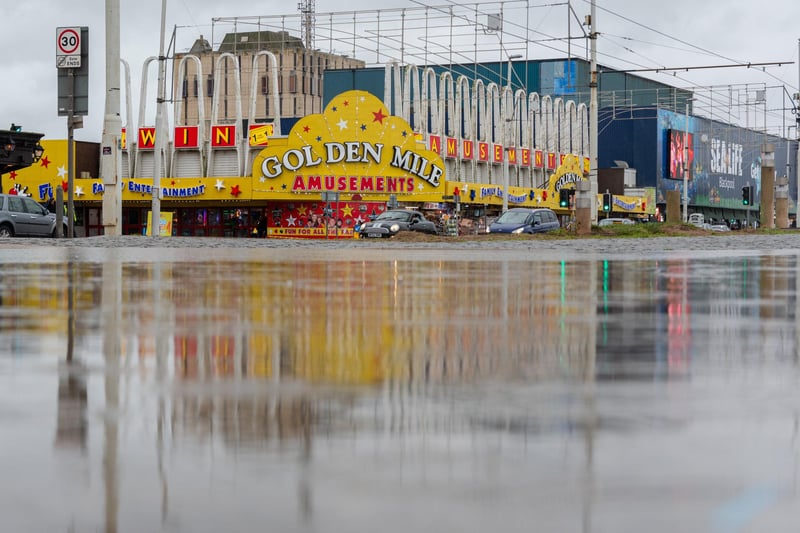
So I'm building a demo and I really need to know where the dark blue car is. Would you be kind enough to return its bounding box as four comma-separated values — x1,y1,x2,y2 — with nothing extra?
488,208,561,234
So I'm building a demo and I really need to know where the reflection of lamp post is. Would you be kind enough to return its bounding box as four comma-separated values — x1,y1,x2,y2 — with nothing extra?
683,101,689,223
503,54,523,213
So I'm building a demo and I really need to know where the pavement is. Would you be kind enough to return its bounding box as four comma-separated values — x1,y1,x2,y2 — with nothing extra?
2,232,800,256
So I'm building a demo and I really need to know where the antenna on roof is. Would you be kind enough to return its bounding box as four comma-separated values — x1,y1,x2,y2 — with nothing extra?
298,0,315,49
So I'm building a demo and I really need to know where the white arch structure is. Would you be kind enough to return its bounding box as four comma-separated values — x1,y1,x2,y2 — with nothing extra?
386,63,589,188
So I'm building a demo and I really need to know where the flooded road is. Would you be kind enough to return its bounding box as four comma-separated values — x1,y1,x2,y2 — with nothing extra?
1,238,799,532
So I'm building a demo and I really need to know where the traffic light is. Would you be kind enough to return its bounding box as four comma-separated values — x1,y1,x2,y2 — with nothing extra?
602,192,612,212
559,188,570,208
742,186,751,206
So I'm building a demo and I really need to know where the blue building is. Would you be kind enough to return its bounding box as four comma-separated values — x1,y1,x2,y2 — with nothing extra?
325,58,798,223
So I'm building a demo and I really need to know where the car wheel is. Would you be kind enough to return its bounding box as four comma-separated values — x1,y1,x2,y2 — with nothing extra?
0,224,13,238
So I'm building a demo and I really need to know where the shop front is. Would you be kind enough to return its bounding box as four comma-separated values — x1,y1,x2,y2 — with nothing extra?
11,90,648,235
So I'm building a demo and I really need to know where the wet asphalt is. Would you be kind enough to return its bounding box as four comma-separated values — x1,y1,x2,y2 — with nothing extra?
2,231,799,255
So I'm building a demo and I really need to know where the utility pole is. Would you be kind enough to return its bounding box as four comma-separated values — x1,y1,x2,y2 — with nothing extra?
101,0,122,235
151,0,168,237
503,54,522,213
588,0,598,224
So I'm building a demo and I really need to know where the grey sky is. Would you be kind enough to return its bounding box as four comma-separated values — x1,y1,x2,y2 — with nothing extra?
1,0,797,141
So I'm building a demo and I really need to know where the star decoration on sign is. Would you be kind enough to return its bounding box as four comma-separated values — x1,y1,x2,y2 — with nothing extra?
75,186,84,197
39,156,51,168
343,100,349,107
61,180,68,192
341,204,354,217
57,165,67,179
360,124,367,131
230,184,242,197
372,109,387,124
337,118,348,131
259,176,266,183
8,171,16,180
303,125,310,133
215,179,225,191
286,214,298,227
297,205,308,215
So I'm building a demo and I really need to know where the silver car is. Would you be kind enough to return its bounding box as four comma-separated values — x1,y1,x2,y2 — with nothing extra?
0,194,67,237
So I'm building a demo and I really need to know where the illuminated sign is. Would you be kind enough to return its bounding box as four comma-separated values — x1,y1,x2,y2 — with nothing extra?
252,90,445,196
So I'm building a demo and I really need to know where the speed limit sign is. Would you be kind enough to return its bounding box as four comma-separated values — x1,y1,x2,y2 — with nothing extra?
56,27,81,68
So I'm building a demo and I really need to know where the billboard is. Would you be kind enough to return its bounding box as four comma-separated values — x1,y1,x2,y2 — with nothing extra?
667,129,694,180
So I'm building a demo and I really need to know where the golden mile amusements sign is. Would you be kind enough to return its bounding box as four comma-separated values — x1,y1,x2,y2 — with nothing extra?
252,90,445,199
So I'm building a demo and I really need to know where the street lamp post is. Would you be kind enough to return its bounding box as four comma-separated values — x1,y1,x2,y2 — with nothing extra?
503,54,523,213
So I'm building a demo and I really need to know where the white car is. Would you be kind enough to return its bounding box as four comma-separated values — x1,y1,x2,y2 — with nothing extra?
710,224,731,232
598,217,635,227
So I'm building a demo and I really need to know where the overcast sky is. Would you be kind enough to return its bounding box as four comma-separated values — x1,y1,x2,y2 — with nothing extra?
1,0,798,142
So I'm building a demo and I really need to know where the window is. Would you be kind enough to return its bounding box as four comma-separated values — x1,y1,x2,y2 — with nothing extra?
261,76,269,95
8,197,25,213
206,75,214,97
289,71,297,94
182,79,188,98
22,197,46,215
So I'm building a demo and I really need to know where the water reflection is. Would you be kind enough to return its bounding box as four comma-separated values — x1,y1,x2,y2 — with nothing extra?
1,249,800,532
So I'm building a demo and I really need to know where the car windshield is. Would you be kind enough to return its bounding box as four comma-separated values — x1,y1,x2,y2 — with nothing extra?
495,210,531,224
376,211,412,222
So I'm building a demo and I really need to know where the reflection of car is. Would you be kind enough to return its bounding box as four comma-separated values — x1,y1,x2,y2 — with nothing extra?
488,208,561,234
710,224,731,232
598,217,635,227
358,209,438,238
0,194,68,238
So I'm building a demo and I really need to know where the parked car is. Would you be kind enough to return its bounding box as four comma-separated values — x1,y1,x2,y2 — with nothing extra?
710,223,731,232
488,208,561,234
0,194,68,238
598,217,635,227
358,209,438,238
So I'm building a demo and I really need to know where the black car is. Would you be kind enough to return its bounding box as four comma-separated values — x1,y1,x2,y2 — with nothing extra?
359,209,438,238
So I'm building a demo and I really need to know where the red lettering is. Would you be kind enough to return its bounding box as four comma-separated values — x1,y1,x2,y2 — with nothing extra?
307,176,321,189
337,176,347,190
293,176,307,191
429,135,441,154
360,176,374,191
376,177,384,191
479,142,489,162
349,176,358,190
493,144,503,164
